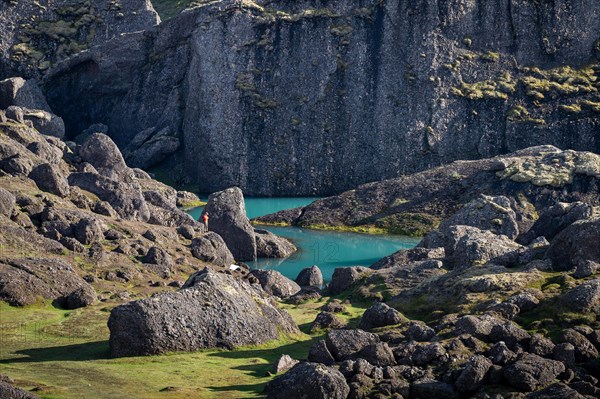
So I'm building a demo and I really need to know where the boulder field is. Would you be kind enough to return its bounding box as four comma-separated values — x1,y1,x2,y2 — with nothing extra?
261,175,600,399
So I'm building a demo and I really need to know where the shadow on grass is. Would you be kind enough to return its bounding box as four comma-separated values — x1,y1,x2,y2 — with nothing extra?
207,382,267,396
0,340,110,363
208,337,321,376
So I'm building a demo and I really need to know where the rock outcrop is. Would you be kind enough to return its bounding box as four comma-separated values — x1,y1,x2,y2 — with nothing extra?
248,269,301,299
108,269,299,357
258,147,600,235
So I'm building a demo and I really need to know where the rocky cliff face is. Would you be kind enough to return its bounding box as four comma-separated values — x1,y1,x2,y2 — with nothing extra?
42,0,600,195
0,0,159,80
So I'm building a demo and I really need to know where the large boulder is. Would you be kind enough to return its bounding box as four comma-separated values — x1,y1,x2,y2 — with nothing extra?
503,353,565,392
265,362,350,399
108,269,299,357
547,218,600,271
29,163,70,197
68,172,150,222
79,133,131,181
203,187,256,261
254,228,296,258
248,269,301,299
190,232,235,267
295,265,324,288
329,266,373,295
359,302,405,330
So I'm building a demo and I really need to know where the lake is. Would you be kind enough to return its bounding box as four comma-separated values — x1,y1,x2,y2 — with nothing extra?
186,198,420,282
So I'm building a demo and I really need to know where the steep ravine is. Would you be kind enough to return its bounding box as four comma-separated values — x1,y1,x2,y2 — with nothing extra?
40,0,600,196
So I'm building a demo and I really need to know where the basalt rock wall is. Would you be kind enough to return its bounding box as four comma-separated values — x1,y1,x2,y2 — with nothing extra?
43,0,600,195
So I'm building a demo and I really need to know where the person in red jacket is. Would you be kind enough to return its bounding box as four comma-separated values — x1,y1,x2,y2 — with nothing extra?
201,211,209,230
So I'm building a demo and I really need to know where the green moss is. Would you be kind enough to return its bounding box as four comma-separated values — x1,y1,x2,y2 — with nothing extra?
178,200,207,210
481,51,500,62
373,212,441,237
559,103,583,113
581,99,600,112
507,105,545,125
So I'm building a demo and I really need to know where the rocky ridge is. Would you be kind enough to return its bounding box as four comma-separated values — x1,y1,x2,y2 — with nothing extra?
257,146,600,236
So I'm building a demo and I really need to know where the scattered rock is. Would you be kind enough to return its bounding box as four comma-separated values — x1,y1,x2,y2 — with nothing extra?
519,202,593,245
455,355,492,393
487,341,517,365
68,172,150,222
190,232,235,267
29,163,70,197
325,329,379,361
529,334,556,358
248,269,301,299
0,77,51,111
272,354,299,374
265,363,350,399
254,228,296,258
559,279,600,313
359,302,405,330
525,383,585,399
64,285,97,309
411,379,458,399
74,218,105,245
310,312,346,333
547,218,600,270
0,380,41,399
560,328,599,362
503,353,565,392
0,187,15,217
142,247,174,270
295,265,324,288
357,342,396,366
553,342,576,368
329,266,373,295
573,260,599,279
405,321,436,342
79,133,130,181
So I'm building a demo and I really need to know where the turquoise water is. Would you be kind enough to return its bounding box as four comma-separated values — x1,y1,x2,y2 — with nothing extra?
186,198,420,282
186,197,317,220
253,226,420,282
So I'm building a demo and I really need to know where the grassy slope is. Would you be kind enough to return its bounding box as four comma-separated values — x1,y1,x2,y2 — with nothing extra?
0,298,367,399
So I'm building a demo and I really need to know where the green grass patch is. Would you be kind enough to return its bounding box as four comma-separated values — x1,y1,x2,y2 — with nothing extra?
0,294,370,398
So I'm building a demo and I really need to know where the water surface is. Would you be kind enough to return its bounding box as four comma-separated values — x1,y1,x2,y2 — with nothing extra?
187,198,419,281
